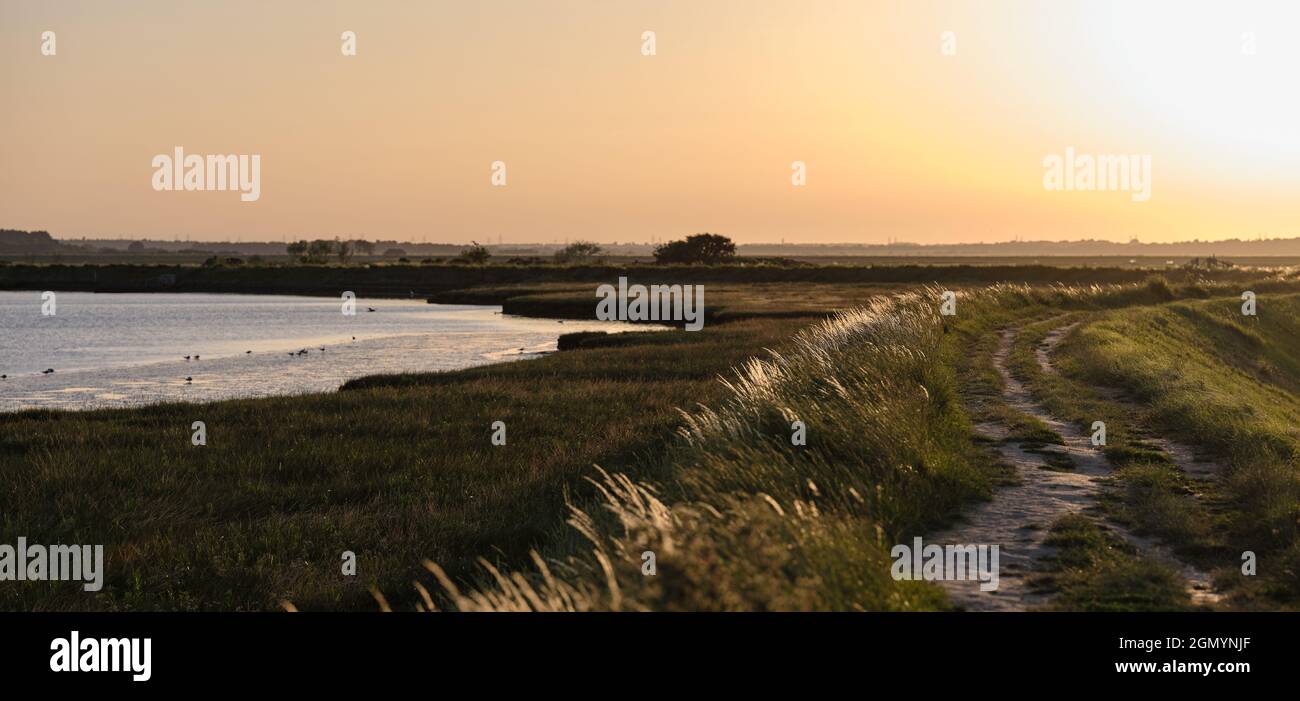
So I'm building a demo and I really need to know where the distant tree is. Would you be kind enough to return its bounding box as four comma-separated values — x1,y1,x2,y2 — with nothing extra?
306,239,335,263
286,240,309,260
352,240,375,257
554,240,604,263
456,242,492,265
337,240,353,264
653,233,736,264
383,248,407,258
127,241,146,252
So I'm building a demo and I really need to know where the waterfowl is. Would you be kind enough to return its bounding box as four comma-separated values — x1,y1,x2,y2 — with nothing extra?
42,368,54,374
185,376,193,383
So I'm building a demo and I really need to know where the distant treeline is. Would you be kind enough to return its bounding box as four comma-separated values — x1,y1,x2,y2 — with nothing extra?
742,238,1300,258
10,226,1300,259
0,262,1269,299
0,229,59,254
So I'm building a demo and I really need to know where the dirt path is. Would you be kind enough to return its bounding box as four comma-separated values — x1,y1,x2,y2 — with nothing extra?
935,324,1221,610
932,327,1108,611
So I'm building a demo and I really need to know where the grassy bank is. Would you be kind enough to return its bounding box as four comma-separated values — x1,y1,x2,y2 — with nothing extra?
412,287,1032,611
1050,292,1300,606
957,277,1300,609
412,279,1300,612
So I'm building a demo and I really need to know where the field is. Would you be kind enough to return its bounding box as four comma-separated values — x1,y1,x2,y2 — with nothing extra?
0,310,826,610
2,267,1299,611
0,260,1271,301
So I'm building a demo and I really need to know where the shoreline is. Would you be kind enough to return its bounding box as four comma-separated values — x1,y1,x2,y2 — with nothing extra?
0,292,660,414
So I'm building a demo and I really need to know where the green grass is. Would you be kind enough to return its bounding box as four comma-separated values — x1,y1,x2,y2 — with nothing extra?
6,274,1300,611
0,317,812,611
1031,515,1191,612
1052,292,1300,605
420,278,1300,611
947,278,1300,608
423,288,1009,611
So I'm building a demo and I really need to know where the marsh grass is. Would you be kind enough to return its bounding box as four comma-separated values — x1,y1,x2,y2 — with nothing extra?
6,274,1300,611
407,287,1023,611
414,284,1175,611
0,317,810,610
419,278,1300,612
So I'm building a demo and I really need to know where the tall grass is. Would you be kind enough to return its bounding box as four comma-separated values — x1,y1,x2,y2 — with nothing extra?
421,279,1300,611
417,288,1011,611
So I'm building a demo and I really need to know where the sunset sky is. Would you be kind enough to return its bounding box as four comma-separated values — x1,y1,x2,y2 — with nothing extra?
2,0,1298,244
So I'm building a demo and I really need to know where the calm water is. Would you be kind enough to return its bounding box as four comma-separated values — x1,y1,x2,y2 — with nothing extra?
0,291,649,412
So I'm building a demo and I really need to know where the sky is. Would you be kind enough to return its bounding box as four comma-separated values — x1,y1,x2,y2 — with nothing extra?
2,0,1298,244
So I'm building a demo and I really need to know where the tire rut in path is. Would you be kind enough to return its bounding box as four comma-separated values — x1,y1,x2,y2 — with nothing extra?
1036,324,1222,606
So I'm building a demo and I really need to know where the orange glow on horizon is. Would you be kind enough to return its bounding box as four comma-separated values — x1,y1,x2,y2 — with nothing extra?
2,0,1298,244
